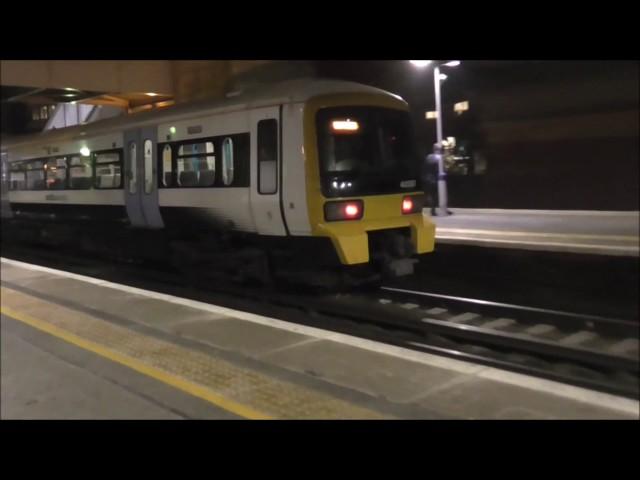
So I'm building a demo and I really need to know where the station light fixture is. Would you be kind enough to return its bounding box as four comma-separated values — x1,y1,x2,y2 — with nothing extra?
410,59,462,216
80,147,91,157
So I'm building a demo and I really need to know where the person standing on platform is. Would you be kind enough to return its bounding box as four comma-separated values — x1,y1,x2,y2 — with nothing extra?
422,143,442,216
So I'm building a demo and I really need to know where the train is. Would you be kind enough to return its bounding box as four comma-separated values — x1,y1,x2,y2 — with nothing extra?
0,78,435,288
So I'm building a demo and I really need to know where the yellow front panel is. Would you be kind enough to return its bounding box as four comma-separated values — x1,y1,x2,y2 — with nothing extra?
302,93,436,265
317,194,436,264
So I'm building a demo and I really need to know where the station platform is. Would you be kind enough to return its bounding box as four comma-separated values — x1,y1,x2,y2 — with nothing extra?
429,209,639,257
1,257,638,420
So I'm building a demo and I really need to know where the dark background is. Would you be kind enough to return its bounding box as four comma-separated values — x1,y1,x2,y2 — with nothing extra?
315,61,639,211
2,60,638,210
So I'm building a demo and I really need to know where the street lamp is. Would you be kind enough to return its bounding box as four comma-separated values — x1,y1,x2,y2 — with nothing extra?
410,60,461,215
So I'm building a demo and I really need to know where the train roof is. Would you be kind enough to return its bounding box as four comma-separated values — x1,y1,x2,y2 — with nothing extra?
1,78,406,150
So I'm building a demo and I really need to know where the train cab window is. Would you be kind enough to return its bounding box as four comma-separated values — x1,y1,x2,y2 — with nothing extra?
9,163,26,190
257,119,278,194
177,141,215,187
162,145,172,187
128,142,137,193
144,139,153,194
94,151,122,189
222,138,234,186
69,155,93,189
26,160,45,190
45,157,67,190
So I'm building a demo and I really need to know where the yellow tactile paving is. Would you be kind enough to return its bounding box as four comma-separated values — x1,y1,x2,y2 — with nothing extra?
1,286,387,419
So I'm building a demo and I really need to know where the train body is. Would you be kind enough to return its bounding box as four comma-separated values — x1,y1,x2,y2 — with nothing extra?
1,78,435,286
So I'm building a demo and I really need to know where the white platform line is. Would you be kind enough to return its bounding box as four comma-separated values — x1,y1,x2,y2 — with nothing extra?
435,236,640,256
2,257,638,416
436,228,639,242
443,209,640,217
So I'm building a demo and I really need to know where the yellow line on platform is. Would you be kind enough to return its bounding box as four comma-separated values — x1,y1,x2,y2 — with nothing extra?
0,305,273,420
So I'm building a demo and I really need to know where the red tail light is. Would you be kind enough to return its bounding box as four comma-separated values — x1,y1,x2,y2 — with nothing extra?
324,200,364,221
344,203,360,217
401,195,424,214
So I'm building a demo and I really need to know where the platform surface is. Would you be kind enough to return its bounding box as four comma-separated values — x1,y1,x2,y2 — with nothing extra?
1,257,638,420
429,209,639,256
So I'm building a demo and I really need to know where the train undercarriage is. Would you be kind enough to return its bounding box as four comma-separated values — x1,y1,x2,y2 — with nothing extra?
1,217,420,291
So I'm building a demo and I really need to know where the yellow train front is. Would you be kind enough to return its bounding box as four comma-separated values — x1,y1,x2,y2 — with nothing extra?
286,86,436,286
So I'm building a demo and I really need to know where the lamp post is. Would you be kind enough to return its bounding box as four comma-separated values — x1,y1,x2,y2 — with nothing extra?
410,60,460,215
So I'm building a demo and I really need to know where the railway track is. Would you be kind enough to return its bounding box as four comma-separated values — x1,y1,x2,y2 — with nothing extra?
2,242,638,400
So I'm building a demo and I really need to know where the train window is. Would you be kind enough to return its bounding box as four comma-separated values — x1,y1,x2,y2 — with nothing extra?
257,119,278,194
128,142,137,194
222,138,234,186
162,145,172,187
9,163,26,190
94,150,123,189
26,170,45,190
45,157,67,190
26,160,45,190
176,157,198,187
144,139,153,194
69,155,93,189
95,152,120,163
176,141,215,187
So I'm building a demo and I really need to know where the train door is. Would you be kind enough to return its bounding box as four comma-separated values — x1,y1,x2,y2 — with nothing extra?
139,126,163,228
0,151,12,219
250,106,288,236
124,128,164,229
124,129,146,227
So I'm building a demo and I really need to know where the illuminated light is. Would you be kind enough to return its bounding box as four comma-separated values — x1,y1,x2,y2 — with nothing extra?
344,204,360,217
331,119,359,132
64,93,77,98
80,147,91,157
324,200,364,221
145,92,159,97
402,197,414,213
155,100,175,108
443,60,461,67
410,60,432,68
70,101,77,105
439,74,448,81
454,101,469,114
332,181,338,189
169,126,177,135
340,182,346,189
425,111,438,120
